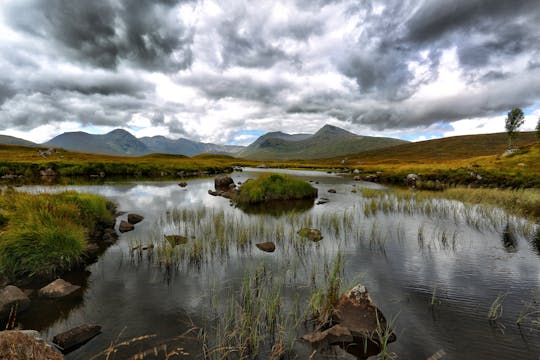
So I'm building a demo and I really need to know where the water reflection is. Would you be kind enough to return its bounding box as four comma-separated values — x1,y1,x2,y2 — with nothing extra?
502,223,518,252
235,198,315,216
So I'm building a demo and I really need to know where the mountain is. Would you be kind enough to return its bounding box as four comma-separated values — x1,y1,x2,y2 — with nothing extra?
45,129,149,156
44,129,244,156
140,136,243,157
0,135,36,147
237,124,408,160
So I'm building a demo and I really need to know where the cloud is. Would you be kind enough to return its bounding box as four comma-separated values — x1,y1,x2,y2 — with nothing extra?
0,0,539,144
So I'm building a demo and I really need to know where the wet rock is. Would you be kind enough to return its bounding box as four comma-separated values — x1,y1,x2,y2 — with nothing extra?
119,220,134,233
214,175,235,191
297,228,323,242
255,242,276,253
0,330,63,359
328,189,337,193
208,189,218,196
165,235,187,247
53,324,101,353
316,198,329,205
302,324,353,345
363,174,379,182
353,176,362,181
178,181,188,187
353,169,361,175
333,284,396,342
0,285,30,317
127,213,144,225
39,279,80,299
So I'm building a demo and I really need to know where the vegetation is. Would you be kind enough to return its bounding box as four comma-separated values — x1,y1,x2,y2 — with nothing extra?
505,108,525,149
536,117,540,141
0,190,115,281
235,173,318,204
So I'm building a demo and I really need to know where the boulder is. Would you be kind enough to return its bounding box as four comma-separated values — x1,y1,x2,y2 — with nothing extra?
39,279,80,299
118,220,134,233
297,228,323,242
53,324,101,353
127,213,144,225
0,330,63,360
178,181,188,187
165,235,188,247
255,242,276,253
353,169,361,175
353,176,362,181
214,175,235,191
406,173,419,188
0,285,30,317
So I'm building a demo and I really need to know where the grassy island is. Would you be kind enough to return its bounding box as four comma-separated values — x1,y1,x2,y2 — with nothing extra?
236,173,318,204
0,190,115,281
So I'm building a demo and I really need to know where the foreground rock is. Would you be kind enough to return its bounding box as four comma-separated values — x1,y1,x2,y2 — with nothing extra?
39,279,80,299
118,220,134,233
303,284,396,357
0,285,30,317
0,330,63,360
297,228,323,242
255,242,276,253
53,324,101,353
127,213,144,225
209,175,238,199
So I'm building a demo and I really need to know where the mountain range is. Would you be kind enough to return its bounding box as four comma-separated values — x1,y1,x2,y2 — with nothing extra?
0,125,408,159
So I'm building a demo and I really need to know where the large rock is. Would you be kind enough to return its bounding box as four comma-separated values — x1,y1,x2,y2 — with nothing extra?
0,330,63,360
297,228,323,242
53,324,101,353
118,220,134,233
406,173,419,188
127,213,144,225
0,285,30,317
255,242,276,253
214,175,235,191
39,279,80,299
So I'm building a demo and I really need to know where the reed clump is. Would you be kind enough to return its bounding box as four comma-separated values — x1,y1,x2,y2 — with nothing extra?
236,173,317,204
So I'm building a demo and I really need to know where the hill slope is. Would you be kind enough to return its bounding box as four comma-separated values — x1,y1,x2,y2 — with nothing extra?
238,124,407,160
140,136,243,157
0,135,36,147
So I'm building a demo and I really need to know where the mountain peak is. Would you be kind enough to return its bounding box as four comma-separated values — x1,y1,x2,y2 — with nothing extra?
107,128,134,137
314,124,357,137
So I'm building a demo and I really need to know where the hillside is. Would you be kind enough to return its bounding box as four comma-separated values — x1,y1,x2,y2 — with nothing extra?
0,135,36,147
140,136,243,157
340,131,538,164
238,124,407,160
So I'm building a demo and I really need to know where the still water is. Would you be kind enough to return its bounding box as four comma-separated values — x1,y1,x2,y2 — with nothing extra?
17,169,540,359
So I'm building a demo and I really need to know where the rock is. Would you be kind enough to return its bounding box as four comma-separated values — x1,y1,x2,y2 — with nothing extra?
297,228,323,242
353,169,361,175
53,324,101,353
178,181,188,187
328,189,337,193
353,176,362,181
127,213,144,225
302,324,353,345
333,284,396,342
233,167,243,172
406,173,419,188
316,198,329,205
119,220,134,233
0,285,30,317
39,168,57,177
165,235,188,247
208,189,218,196
0,330,63,359
363,174,379,182
85,243,100,257
255,242,276,253
214,175,235,191
102,228,118,244
39,279,80,299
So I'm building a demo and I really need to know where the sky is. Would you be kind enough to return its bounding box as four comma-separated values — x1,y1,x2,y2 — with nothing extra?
0,0,539,146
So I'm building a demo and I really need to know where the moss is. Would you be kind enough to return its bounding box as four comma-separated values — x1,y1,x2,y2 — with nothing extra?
236,173,318,204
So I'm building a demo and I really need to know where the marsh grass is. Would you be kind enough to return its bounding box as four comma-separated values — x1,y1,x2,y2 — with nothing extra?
236,173,318,204
488,293,508,321
0,189,114,280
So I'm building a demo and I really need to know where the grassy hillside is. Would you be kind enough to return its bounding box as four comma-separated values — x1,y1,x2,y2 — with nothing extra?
0,135,36,147
0,144,254,182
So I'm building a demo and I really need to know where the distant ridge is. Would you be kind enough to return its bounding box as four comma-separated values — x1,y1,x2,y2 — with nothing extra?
237,124,407,160
0,134,36,147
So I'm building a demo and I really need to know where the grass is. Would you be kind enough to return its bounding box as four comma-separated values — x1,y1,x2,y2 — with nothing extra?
0,189,115,281
488,293,508,321
235,173,318,204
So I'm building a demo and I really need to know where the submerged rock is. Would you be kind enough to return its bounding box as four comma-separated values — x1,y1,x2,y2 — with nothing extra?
53,324,101,353
39,279,80,299
127,213,144,225
328,189,337,194
0,330,63,360
165,235,188,247
0,285,30,317
255,242,276,253
297,228,323,242
119,220,134,233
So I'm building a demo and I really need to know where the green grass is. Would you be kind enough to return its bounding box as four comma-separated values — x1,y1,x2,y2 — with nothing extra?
0,190,115,280
235,173,318,204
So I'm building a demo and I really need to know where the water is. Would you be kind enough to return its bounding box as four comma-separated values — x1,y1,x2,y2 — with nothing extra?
15,169,540,359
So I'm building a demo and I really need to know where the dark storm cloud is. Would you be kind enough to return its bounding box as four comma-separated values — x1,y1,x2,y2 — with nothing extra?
6,0,194,72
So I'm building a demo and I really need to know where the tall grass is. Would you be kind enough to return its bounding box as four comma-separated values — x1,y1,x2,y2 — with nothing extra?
0,189,115,280
236,173,318,204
